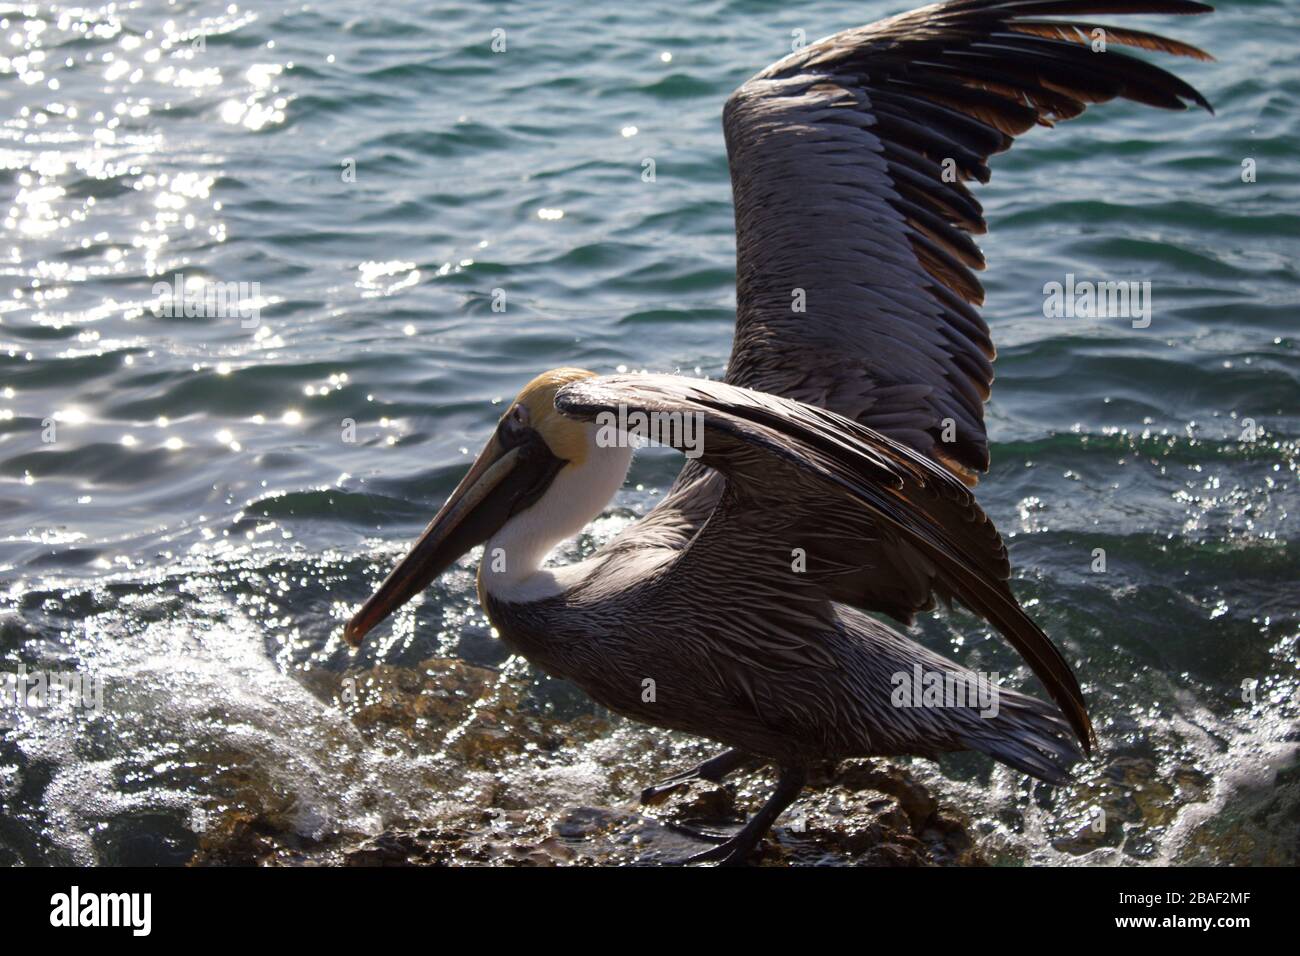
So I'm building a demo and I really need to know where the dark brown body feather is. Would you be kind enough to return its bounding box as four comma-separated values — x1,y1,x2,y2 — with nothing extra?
541,375,1089,775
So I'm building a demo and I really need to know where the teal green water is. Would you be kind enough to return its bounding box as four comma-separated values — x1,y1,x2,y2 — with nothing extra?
0,1,1296,864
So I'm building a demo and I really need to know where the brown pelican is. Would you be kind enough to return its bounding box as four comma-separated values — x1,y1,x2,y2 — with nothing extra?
344,0,1211,864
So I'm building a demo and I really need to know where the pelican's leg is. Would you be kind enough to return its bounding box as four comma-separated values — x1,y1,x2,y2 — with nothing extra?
639,748,752,805
685,765,807,866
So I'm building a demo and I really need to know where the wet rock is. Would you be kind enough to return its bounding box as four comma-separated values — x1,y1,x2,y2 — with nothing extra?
188,661,983,867
337,658,503,744
921,812,984,866
190,812,277,866
836,760,939,830
653,781,739,824
1176,760,1300,866
553,805,627,840
788,781,930,865
344,831,429,866
190,810,349,866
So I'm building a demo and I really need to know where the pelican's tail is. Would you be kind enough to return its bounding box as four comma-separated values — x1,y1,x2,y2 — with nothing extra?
847,609,1085,785
947,684,1085,785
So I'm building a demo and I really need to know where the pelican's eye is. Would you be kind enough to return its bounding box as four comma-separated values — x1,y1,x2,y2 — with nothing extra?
498,402,532,447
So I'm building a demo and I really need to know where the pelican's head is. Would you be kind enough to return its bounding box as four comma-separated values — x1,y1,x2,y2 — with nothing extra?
344,367,620,645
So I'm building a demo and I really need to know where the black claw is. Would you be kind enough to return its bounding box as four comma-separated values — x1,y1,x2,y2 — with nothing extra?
640,780,688,806
684,836,759,866
664,820,735,844
639,748,753,805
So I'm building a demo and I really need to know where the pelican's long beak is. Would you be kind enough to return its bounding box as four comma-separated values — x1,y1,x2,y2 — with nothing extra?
344,430,561,647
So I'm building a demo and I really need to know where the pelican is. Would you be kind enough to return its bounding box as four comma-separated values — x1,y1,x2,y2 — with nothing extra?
344,0,1212,864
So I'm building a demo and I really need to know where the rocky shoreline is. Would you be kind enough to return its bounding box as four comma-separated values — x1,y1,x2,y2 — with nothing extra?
189,657,986,866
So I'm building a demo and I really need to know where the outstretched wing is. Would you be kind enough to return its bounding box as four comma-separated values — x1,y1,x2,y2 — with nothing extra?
723,0,1212,482
556,373,1094,752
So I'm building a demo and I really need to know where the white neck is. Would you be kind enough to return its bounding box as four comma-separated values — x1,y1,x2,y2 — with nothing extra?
478,429,632,604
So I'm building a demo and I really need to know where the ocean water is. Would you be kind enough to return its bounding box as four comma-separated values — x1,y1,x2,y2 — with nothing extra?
0,0,1296,865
